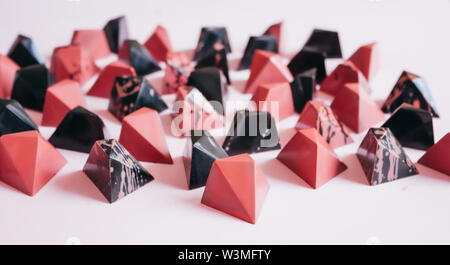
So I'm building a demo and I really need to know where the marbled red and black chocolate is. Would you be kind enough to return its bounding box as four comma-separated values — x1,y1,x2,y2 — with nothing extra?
381,71,439,117
163,53,192,94
84,139,154,203
357,128,418,185
108,76,141,120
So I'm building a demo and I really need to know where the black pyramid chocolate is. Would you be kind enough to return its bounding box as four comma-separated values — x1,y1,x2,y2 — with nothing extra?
118,40,161,76
193,27,232,61
290,70,316,113
303,29,342,58
288,48,326,83
11,64,55,111
381,71,439,117
238,35,278,70
108,75,167,121
49,106,108,153
382,103,434,151
103,16,129,53
357,127,418,185
83,139,154,203
0,99,38,136
195,48,230,84
7,35,45,67
222,110,281,156
187,67,227,114
183,130,228,190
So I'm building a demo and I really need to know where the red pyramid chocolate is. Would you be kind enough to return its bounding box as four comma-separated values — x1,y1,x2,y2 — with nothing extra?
144,25,173,62
277,128,347,189
347,42,379,81
201,154,269,224
42,80,86,127
87,61,136,98
320,61,371,95
119,107,172,164
251,82,295,121
71,29,111,60
244,50,293,94
263,22,282,48
331,83,385,133
418,133,450,176
162,52,193,95
0,131,66,196
0,54,20,98
50,45,99,84
296,101,353,148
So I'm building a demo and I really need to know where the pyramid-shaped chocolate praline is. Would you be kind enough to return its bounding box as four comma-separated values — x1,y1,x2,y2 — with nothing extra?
0,99,38,136
7,34,44,67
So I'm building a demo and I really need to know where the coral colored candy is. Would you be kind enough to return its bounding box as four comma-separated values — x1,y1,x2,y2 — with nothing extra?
144,25,173,62
87,61,136,98
71,29,111,60
0,54,20,98
418,133,450,176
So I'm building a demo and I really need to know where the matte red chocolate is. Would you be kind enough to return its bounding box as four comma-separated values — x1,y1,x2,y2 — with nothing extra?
381,71,439,117
347,42,379,81
201,154,269,224
0,131,66,196
42,80,86,127
119,107,172,164
251,82,295,121
296,101,353,149
83,139,154,203
357,127,418,185
0,54,20,98
418,133,450,176
245,50,293,94
144,25,173,62
277,128,347,189
50,45,99,84
331,83,385,133
263,22,282,49
172,86,224,137
162,52,193,94
320,61,371,95
118,40,161,76
87,61,136,98
71,29,111,60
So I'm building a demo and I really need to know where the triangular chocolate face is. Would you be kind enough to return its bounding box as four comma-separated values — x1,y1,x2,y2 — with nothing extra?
0,99,38,136
418,133,450,176
11,64,55,111
382,104,434,150
302,29,342,59
7,34,44,67
119,40,161,76
201,154,269,224
288,48,326,83
0,55,20,98
83,139,154,203
108,76,167,121
357,127,418,185
222,110,280,156
144,25,173,62
320,61,371,95
382,71,439,117
194,27,232,61
103,16,129,53
347,42,379,81
49,106,108,153
238,35,278,70
183,130,228,190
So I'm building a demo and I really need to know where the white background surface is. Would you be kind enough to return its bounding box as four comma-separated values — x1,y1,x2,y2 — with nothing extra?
0,0,449,244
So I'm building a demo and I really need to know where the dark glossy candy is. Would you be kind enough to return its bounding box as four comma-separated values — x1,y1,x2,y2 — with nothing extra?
382,103,434,151
357,127,418,185
222,110,280,155
194,27,231,61
195,48,230,84
103,16,129,53
303,29,342,58
288,48,326,83
108,76,167,121
238,35,278,70
7,35,44,67
187,67,227,114
290,71,315,113
11,64,55,111
381,71,439,117
49,106,108,153
0,99,38,136
183,130,228,190
118,40,161,76
83,139,154,203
